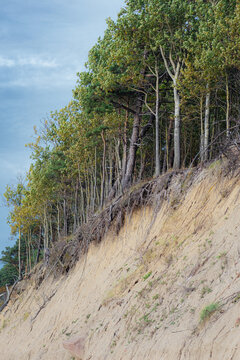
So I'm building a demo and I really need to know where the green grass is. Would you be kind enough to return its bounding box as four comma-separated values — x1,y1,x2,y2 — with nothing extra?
200,303,219,322
143,271,152,281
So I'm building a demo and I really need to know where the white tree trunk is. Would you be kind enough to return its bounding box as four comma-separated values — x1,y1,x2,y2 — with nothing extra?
226,73,230,138
204,84,210,161
155,68,160,177
173,82,181,170
200,96,204,163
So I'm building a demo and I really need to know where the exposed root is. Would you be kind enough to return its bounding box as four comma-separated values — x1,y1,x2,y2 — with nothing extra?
0,279,20,313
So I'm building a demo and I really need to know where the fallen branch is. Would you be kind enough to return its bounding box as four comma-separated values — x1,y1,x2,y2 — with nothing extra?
0,279,20,312
31,290,57,324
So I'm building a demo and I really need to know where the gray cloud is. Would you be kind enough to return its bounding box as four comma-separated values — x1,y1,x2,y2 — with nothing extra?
0,55,58,68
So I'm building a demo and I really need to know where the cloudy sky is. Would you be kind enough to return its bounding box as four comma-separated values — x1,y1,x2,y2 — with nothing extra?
0,0,124,261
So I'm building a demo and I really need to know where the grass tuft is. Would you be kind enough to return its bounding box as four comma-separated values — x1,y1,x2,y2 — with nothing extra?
200,303,219,322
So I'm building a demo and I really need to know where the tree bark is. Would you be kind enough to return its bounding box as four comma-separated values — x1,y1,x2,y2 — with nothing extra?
122,95,143,189
226,73,230,138
63,193,67,237
160,47,181,170
155,64,160,177
121,110,128,181
100,130,106,207
204,84,210,161
35,226,42,265
200,96,204,163
173,81,181,170
18,227,21,279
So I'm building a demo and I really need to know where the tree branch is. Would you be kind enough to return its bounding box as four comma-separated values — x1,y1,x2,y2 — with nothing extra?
140,114,154,139
169,50,176,73
160,46,174,80
111,101,136,115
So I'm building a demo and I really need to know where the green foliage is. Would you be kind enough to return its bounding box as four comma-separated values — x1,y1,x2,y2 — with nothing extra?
0,263,18,287
200,303,219,322
0,237,35,287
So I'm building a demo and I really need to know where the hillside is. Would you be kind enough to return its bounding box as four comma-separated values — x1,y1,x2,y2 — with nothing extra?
0,161,240,359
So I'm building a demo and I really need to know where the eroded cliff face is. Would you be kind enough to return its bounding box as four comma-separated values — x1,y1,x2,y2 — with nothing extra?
1,163,240,360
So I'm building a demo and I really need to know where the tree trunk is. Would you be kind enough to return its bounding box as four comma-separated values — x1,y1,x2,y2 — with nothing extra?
122,96,142,189
100,130,106,208
226,73,230,138
155,65,160,177
200,96,204,163
57,203,60,240
63,193,67,237
93,147,97,209
73,180,78,232
35,226,42,265
204,84,210,161
122,110,128,182
18,227,21,279
28,229,31,272
138,150,146,180
108,143,113,194
159,47,181,170
173,82,181,170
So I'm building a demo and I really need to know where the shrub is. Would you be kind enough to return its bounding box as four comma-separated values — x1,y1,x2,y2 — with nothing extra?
200,303,219,322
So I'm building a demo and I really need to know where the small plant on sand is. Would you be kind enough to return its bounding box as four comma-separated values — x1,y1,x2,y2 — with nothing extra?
217,252,227,259
140,313,152,324
201,286,212,298
233,293,240,303
23,312,30,321
111,340,117,348
200,303,219,322
85,313,91,323
143,271,152,281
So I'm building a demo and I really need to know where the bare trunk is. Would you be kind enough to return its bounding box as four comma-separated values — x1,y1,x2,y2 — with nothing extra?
200,96,204,163
93,147,97,208
73,180,78,232
18,227,21,279
226,73,230,138
155,66,160,177
173,83,181,170
57,203,60,240
122,110,128,181
159,47,181,170
63,194,67,236
122,96,142,189
204,84,210,161
108,143,113,194
100,130,106,208
35,226,42,265
43,205,48,252
138,151,146,180
28,229,31,272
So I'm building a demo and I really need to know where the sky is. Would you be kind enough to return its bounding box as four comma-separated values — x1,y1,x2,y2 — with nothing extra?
0,0,125,263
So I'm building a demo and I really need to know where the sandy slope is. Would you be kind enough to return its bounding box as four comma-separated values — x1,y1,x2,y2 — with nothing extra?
1,164,240,360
